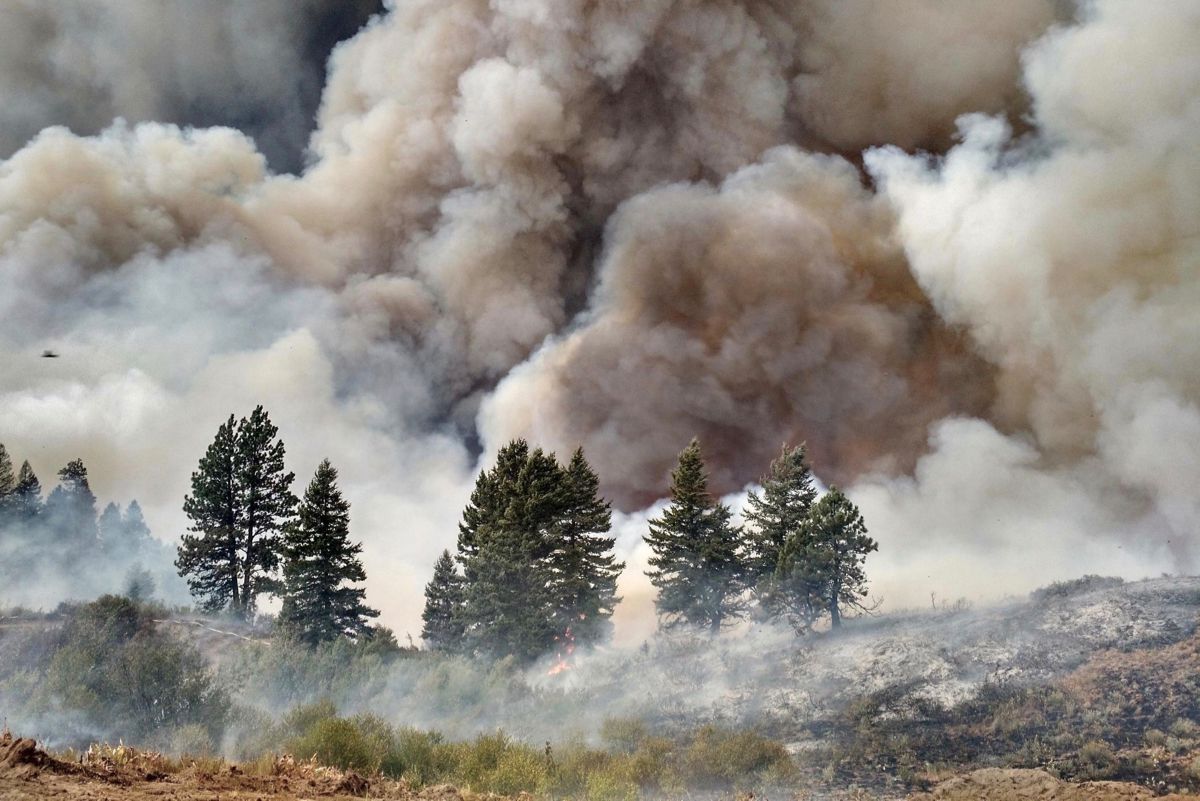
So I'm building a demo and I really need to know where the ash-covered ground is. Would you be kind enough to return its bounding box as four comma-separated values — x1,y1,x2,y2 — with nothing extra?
527,576,1200,744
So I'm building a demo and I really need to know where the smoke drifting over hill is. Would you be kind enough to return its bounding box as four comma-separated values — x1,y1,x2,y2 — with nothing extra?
0,0,1195,631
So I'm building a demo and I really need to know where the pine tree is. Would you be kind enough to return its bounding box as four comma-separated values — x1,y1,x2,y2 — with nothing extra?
178,415,241,614
0,445,15,523
778,487,877,630
98,502,124,551
177,408,297,618
45,459,99,549
11,461,42,519
771,531,828,634
421,549,465,651
122,501,153,552
101,500,153,562
124,565,157,601
457,439,530,560
459,443,564,661
744,445,817,613
235,406,297,609
279,459,377,644
548,448,623,646
0,444,15,499
645,439,748,634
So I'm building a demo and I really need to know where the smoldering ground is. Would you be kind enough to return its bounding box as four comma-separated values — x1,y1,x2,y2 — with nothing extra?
0,0,1197,639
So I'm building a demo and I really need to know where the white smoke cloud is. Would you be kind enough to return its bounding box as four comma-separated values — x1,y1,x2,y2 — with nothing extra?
862,0,1200,587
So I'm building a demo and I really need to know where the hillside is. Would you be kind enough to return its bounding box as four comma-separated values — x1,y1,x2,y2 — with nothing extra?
6,575,1200,799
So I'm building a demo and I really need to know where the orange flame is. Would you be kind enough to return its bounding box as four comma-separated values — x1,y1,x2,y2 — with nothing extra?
546,625,576,676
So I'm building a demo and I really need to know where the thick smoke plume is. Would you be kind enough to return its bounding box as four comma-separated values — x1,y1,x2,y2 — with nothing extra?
0,0,1195,633
0,0,379,172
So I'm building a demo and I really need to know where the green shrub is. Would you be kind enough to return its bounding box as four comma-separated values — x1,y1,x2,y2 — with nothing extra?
39,596,228,746
625,736,680,793
288,716,390,773
585,765,639,801
1144,729,1168,748
392,727,452,785
224,705,279,761
449,731,546,793
1170,718,1200,740
544,740,611,797
1075,741,1117,780
680,725,795,789
280,699,339,738
487,747,549,795
170,724,215,757
600,718,650,754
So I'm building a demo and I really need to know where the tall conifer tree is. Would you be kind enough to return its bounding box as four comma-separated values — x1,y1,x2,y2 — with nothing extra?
11,461,42,519
279,459,377,644
461,446,563,660
98,502,124,549
782,487,877,629
235,406,297,607
178,415,241,613
421,549,465,651
645,439,748,633
122,501,152,551
177,407,297,617
457,440,530,560
743,444,817,613
548,448,623,646
0,445,15,523
0,444,15,500
45,459,98,548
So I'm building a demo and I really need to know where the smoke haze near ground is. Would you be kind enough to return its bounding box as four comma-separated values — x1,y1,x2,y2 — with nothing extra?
0,0,1195,637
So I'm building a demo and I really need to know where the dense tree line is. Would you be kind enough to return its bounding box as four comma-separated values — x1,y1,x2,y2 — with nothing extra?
647,440,877,634
0,443,181,607
176,406,379,645
422,437,876,661
3,404,873,656
421,441,623,662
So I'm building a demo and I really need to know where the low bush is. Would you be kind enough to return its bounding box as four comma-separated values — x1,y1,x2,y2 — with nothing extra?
1073,740,1118,780
265,702,796,797
1031,575,1124,604
680,725,796,788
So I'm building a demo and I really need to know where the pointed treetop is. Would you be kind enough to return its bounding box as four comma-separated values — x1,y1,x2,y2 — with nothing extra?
0,444,15,496
57,458,92,492
15,461,41,497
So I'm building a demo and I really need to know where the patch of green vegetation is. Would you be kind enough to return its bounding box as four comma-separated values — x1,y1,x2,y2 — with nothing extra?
267,702,794,798
0,595,227,748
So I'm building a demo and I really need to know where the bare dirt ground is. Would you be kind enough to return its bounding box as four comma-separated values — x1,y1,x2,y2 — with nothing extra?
7,733,1200,801
909,768,1200,800
0,732,450,801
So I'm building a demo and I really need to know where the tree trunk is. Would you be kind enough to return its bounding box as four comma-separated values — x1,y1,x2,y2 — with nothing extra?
829,586,842,629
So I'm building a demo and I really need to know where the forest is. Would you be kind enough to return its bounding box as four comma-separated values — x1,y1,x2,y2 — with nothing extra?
1,405,877,660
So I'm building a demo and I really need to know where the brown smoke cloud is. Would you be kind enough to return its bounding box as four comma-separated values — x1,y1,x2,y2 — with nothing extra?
791,0,1062,152
480,148,994,506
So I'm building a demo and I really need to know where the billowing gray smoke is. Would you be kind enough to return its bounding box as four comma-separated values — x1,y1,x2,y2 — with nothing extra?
0,0,380,172
0,0,1195,633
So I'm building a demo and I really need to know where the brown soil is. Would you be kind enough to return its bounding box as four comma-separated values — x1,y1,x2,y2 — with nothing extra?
909,768,1200,801
9,734,1200,801
0,732,477,801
